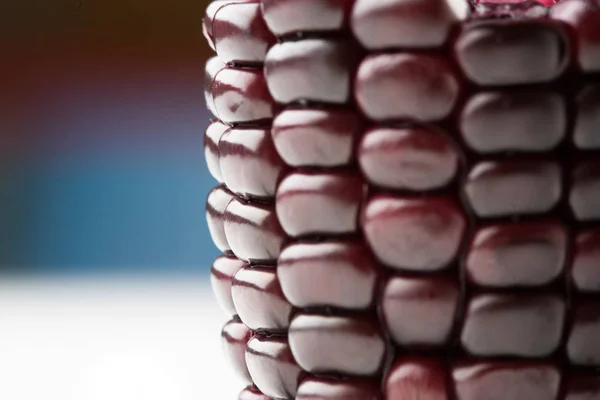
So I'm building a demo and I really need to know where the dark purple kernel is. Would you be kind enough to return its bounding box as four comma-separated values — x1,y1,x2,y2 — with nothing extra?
355,53,460,122
278,240,379,310
351,0,468,49
238,386,271,400
385,357,449,400
464,160,562,218
245,335,303,400
222,319,253,385
204,0,252,51
461,293,565,357
565,374,600,400
261,0,354,36
362,194,467,272
296,376,382,400
289,313,386,376
572,228,600,292
232,265,293,331
460,91,567,153
570,159,600,222
568,299,600,366
276,171,364,237
465,221,567,287
551,0,600,72
574,84,600,150
210,254,245,316
218,126,286,200
206,185,234,252
212,67,276,125
205,57,225,117
359,125,461,191
223,197,286,263
204,120,228,183
265,39,359,105
453,362,561,400
455,20,568,86
382,275,460,347
272,108,361,168
212,1,275,65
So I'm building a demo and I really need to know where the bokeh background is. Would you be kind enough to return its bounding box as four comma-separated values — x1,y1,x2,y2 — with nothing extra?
0,1,238,398
1,0,219,273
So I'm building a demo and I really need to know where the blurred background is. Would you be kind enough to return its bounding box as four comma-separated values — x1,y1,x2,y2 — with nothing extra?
1,0,218,273
0,0,239,398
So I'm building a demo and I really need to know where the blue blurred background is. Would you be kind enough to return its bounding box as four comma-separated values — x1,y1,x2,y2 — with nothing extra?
1,0,218,275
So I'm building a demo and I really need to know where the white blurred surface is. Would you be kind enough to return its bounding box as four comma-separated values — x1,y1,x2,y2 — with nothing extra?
0,276,242,400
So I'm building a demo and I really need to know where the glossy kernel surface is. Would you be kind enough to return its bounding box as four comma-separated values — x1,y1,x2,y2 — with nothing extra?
289,314,386,376
572,228,600,292
203,0,250,50
363,195,466,271
296,376,382,400
219,127,286,199
565,375,600,400
460,91,566,153
551,0,600,72
211,255,246,316
385,357,449,400
224,197,286,263
359,126,460,191
213,67,276,124
382,275,460,347
232,265,293,332
205,56,225,117
570,159,600,221
574,84,600,149
464,160,562,218
455,21,568,86
568,300,600,366
276,171,364,237
351,0,468,49
356,53,460,122
465,221,567,288
272,108,361,168
222,319,253,385
277,240,380,310
278,240,379,310
238,387,271,400
265,39,358,104
204,120,228,182
212,2,275,64
206,185,234,252
261,0,353,36
453,362,561,400
461,293,565,357
246,335,303,400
